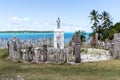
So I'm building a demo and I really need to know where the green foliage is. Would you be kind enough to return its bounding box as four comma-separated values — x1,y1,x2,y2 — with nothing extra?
81,48,88,53
89,10,101,33
101,22,120,40
89,10,113,41
69,30,86,46
112,22,120,33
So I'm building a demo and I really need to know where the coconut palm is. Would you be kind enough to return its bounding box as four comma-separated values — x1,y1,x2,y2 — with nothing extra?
101,11,113,39
89,10,102,46
89,10,100,33
101,11,113,29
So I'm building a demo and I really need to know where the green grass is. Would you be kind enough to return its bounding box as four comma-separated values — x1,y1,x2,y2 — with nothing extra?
0,49,120,80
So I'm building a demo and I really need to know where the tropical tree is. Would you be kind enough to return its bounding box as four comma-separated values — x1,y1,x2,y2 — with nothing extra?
101,11,113,29
69,30,86,46
109,28,117,40
113,22,120,33
107,22,120,40
89,10,100,33
89,10,114,41
101,11,113,40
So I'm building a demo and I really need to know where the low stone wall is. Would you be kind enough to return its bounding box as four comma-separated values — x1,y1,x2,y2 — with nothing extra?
7,36,82,63
8,38,76,63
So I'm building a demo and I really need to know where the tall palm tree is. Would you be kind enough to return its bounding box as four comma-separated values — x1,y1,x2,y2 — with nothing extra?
101,11,113,29
89,10,100,33
89,10,101,46
101,11,113,39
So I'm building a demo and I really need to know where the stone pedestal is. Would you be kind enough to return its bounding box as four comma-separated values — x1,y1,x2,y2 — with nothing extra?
54,28,64,49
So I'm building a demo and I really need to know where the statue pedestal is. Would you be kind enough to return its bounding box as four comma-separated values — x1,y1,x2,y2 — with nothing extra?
54,28,64,49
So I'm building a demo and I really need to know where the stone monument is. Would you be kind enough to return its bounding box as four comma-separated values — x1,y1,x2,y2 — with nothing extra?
113,33,120,59
73,33,81,63
54,18,64,49
43,44,47,62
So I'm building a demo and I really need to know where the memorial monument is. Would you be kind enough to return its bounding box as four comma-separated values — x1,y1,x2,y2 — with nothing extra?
73,33,81,63
54,18,64,49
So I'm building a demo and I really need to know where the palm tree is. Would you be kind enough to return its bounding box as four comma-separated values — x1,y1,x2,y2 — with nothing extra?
101,11,113,39
101,11,112,29
89,10,101,46
89,10,100,33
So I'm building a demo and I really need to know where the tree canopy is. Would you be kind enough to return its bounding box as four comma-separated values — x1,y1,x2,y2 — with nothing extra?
89,10,114,41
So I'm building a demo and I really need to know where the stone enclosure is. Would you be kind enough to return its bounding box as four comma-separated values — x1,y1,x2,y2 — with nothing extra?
7,32,120,63
8,37,80,63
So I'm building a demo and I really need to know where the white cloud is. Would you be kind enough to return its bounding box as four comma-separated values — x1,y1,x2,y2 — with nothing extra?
0,16,92,32
12,16,19,21
33,22,38,25
23,17,29,21
11,16,29,22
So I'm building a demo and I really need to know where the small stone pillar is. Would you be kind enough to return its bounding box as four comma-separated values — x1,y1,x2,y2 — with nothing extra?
95,33,98,46
22,49,26,61
73,33,81,63
13,41,17,59
109,42,114,57
43,45,47,62
9,41,13,59
16,41,23,60
7,41,9,56
23,41,29,61
34,47,40,63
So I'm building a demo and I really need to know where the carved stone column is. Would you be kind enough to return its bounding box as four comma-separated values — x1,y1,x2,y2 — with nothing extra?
73,33,81,63
43,45,47,62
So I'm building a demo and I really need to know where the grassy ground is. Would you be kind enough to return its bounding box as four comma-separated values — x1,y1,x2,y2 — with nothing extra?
0,49,120,80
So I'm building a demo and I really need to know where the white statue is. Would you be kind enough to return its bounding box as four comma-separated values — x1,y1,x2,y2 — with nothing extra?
56,17,60,29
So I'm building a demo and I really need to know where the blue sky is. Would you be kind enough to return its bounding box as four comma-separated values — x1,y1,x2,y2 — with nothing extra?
0,0,120,32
